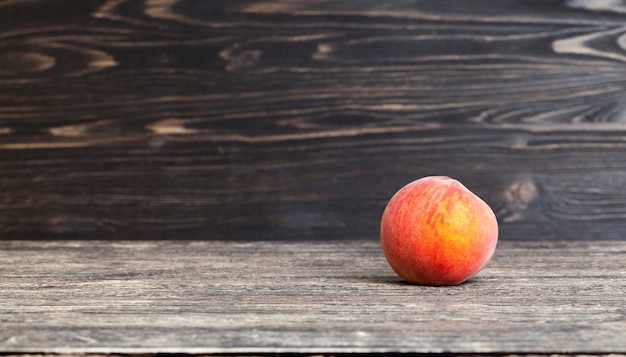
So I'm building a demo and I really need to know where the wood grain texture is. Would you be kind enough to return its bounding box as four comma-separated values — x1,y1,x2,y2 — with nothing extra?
1,240,625,354
3,1,626,240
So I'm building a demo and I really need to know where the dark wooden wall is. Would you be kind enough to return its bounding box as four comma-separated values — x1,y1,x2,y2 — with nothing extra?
2,0,626,240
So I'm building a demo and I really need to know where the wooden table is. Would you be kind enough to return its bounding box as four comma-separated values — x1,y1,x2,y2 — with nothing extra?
1,240,625,355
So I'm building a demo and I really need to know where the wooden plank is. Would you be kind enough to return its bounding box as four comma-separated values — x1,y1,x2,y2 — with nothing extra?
3,355,626,357
4,1,626,240
1,240,625,354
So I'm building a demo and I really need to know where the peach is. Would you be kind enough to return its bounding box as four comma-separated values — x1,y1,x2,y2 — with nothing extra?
380,176,498,285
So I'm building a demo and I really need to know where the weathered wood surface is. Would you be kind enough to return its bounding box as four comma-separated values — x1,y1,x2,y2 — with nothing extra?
1,240,625,354
3,1,626,240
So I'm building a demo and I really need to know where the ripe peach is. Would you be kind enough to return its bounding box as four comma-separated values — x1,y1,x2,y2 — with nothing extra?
380,176,498,285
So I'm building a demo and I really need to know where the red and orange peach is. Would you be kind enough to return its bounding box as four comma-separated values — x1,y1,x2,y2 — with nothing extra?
380,176,498,285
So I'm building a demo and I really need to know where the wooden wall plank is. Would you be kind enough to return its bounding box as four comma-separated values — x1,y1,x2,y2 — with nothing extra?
2,1,626,239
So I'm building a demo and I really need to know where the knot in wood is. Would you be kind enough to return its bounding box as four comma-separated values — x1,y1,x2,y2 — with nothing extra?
502,176,538,222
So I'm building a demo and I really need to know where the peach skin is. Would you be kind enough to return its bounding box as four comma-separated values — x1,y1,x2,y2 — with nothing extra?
380,176,498,285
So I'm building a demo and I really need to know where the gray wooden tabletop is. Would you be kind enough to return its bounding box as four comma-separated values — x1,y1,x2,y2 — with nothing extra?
1,240,625,355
